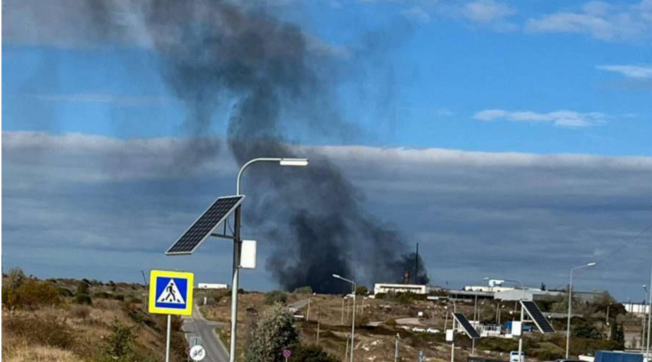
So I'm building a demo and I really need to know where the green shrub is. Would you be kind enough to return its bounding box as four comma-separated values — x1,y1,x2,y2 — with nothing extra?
244,303,298,362
58,287,74,297
293,286,314,294
292,344,339,362
74,293,93,305
113,294,125,301
264,291,288,305
21,280,61,308
93,291,111,299
6,268,26,289
98,319,136,362
385,318,397,327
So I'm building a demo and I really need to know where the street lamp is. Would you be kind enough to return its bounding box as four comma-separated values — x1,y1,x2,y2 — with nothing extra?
643,285,648,353
229,157,308,362
333,274,356,362
566,262,597,359
485,277,524,362
647,267,652,359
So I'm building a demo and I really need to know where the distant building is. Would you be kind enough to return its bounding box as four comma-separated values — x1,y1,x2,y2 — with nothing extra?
374,283,430,295
197,283,228,290
623,302,651,315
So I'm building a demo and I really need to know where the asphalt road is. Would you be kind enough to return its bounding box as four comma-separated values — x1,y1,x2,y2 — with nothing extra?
182,305,229,362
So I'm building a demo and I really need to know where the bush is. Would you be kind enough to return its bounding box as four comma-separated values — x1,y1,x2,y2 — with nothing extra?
356,286,369,295
3,315,75,349
21,280,61,308
292,345,339,362
127,297,142,304
98,319,136,362
93,291,111,299
58,287,74,297
244,303,299,362
6,268,26,289
71,305,91,320
386,318,397,327
113,294,125,301
293,286,313,294
265,291,288,305
77,281,90,294
74,293,93,305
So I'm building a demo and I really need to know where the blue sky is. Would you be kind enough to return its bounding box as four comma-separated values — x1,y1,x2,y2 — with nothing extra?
3,0,652,299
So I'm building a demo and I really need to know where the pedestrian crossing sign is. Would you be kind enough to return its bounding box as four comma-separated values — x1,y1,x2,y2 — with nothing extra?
149,270,194,316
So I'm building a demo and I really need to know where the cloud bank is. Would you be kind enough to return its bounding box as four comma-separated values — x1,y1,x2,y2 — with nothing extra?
3,132,652,298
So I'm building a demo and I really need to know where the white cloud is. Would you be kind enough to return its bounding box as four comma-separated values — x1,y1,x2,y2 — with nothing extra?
473,109,608,128
401,6,432,23
525,1,652,42
463,0,515,23
29,93,176,107
597,65,652,79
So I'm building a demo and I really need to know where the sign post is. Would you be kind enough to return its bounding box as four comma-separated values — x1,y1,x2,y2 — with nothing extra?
283,349,292,361
149,270,194,362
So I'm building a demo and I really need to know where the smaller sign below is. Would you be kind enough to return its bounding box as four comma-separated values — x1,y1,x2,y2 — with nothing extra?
240,240,257,269
190,345,206,361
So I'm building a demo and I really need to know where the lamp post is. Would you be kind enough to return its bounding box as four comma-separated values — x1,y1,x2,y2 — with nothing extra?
333,274,356,362
643,285,648,351
485,277,524,362
566,262,597,359
230,157,308,362
647,266,652,359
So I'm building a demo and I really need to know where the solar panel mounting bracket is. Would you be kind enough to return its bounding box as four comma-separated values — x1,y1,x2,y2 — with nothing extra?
166,195,245,256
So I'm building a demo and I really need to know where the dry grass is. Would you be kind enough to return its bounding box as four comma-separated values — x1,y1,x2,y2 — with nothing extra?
5,345,80,362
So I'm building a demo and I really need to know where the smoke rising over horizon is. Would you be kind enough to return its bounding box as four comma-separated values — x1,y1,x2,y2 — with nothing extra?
8,0,430,292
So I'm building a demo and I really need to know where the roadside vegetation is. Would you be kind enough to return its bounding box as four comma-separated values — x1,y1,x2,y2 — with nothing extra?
1,268,186,362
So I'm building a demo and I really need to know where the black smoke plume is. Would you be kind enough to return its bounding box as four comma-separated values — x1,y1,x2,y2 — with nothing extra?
141,0,428,292
2,0,428,292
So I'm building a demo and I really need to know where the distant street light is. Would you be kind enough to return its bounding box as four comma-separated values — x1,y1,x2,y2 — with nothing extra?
566,262,597,359
646,266,652,358
333,274,357,362
229,157,308,362
642,285,648,353
485,277,524,362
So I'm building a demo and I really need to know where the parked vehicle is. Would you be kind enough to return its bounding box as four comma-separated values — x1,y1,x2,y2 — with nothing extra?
412,327,426,333
510,351,525,362
426,328,440,334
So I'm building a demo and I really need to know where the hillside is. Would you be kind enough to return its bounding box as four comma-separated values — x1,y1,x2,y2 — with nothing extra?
2,269,186,362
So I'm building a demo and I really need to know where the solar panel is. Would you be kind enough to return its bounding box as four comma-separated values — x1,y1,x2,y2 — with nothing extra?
521,301,555,333
453,313,481,339
166,195,244,255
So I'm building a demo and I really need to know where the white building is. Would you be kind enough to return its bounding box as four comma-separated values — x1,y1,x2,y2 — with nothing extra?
197,283,228,290
623,302,651,314
374,283,429,295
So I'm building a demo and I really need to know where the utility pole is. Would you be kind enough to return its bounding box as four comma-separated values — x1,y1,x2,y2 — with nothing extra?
647,266,652,358
141,270,148,289
414,243,419,284
316,306,321,345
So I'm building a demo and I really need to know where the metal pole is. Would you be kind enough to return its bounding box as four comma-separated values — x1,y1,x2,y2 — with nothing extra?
518,304,523,362
317,306,321,345
229,206,241,362
451,310,456,362
341,298,345,325
395,335,399,362
166,314,171,362
566,268,573,359
307,297,311,321
606,304,610,326
647,266,652,357
351,284,356,362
